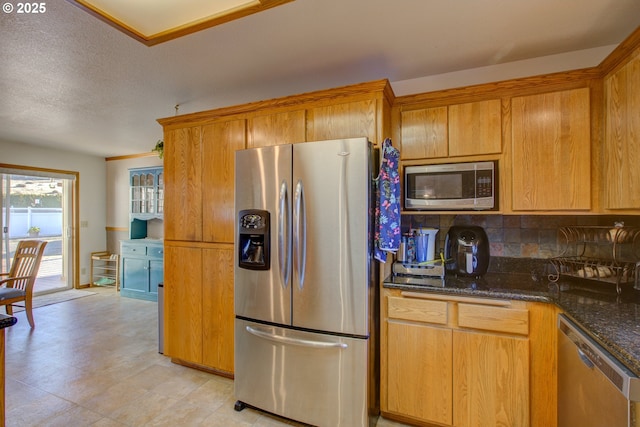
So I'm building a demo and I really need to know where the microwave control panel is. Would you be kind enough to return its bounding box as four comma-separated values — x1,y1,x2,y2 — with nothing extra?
476,170,493,198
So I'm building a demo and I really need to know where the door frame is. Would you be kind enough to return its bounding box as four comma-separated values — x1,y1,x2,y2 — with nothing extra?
0,163,80,289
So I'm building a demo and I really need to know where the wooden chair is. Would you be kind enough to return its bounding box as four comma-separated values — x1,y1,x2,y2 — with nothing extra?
0,240,48,328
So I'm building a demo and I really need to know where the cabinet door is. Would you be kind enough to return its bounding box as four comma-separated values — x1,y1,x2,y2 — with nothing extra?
386,320,452,425
248,110,306,148
453,330,530,427
306,99,377,142
449,99,502,157
121,258,148,293
202,246,234,373
604,50,640,209
164,245,203,364
164,126,203,241
155,169,164,216
511,88,591,210
400,107,448,159
202,120,246,243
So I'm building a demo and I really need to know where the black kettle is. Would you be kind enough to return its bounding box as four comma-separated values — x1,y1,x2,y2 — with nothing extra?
445,226,490,277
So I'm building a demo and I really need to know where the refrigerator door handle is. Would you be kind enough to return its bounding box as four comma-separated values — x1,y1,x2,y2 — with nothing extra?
278,180,291,288
245,326,348,349
293,179,307,289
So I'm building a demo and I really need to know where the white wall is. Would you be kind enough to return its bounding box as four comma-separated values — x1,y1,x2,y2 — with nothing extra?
0,139,106,286
392,45,617,96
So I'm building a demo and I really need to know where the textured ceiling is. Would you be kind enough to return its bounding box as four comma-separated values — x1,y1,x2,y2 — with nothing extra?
1,0,639,158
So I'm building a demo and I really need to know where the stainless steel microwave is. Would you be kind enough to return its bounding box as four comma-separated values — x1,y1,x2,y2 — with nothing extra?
404,161,497,210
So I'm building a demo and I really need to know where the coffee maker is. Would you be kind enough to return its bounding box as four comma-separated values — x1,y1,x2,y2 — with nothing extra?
445,225,490,277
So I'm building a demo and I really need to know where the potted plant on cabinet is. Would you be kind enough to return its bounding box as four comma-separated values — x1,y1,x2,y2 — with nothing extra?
152,140,163,159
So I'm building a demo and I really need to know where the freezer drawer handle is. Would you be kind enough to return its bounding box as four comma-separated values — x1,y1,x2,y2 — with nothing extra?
245,326,348,349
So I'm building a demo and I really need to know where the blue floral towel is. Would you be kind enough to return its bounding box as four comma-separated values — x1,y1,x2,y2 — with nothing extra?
374,138,401,263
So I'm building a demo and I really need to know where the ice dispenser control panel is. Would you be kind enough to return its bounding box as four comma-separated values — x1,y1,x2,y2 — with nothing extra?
238,209,270,270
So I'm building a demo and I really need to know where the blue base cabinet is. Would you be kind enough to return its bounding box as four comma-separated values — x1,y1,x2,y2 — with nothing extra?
120,240,163,301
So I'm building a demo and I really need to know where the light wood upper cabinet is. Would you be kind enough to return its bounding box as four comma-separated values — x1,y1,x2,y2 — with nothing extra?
164,126,203,241
248,110,306,148
306,99,377,142
511,88,591,211
400,106,448,159
164,119,246,243
604,49,640,209
399,100,501,160
449,99,502,157
202,120,246,243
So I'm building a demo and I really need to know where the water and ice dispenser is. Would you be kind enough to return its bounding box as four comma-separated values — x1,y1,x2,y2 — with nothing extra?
238,209,270,270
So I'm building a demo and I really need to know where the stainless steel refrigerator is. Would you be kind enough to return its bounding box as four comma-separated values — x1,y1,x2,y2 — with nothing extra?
233,137,379,427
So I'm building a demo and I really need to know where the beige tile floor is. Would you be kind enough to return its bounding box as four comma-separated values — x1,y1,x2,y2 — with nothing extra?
4,287,410,427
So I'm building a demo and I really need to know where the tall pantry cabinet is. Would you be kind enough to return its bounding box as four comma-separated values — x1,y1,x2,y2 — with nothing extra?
159,79,394,375
161,119,243,374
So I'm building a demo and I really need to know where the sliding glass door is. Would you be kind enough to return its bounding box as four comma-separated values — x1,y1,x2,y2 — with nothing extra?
1,167,76,295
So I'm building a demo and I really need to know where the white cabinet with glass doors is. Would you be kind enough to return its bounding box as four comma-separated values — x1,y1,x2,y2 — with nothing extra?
129,167,163,239
129,167,163,220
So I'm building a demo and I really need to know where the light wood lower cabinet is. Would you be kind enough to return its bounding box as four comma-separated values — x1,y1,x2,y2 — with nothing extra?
164,243,234,375
382,289,556,427
387,321,453,425
453,330,529,427
202,246,234,372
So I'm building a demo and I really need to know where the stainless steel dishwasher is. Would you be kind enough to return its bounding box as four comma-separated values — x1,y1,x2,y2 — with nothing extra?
558,314,640,427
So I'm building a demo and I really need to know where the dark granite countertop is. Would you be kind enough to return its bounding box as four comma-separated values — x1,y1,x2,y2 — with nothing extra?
0,314,17,329
384,268,640,377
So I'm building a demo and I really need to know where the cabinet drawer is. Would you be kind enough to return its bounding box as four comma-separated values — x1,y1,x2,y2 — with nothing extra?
457,303,529,336
147,245,164,259
388,296,448,325
121,244,147,257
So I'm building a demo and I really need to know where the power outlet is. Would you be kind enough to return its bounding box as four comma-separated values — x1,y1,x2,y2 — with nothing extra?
80,220,89,228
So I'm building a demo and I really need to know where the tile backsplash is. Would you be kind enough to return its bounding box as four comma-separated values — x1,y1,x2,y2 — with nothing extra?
402,214,640,259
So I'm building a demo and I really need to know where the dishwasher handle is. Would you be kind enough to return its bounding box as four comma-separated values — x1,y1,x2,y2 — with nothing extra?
577,347,595,369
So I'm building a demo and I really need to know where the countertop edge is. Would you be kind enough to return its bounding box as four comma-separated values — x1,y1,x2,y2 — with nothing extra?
383,282,553,304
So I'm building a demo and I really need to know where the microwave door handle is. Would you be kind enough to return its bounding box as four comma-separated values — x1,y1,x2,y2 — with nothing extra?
278,180,291,289
294,179,307,289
